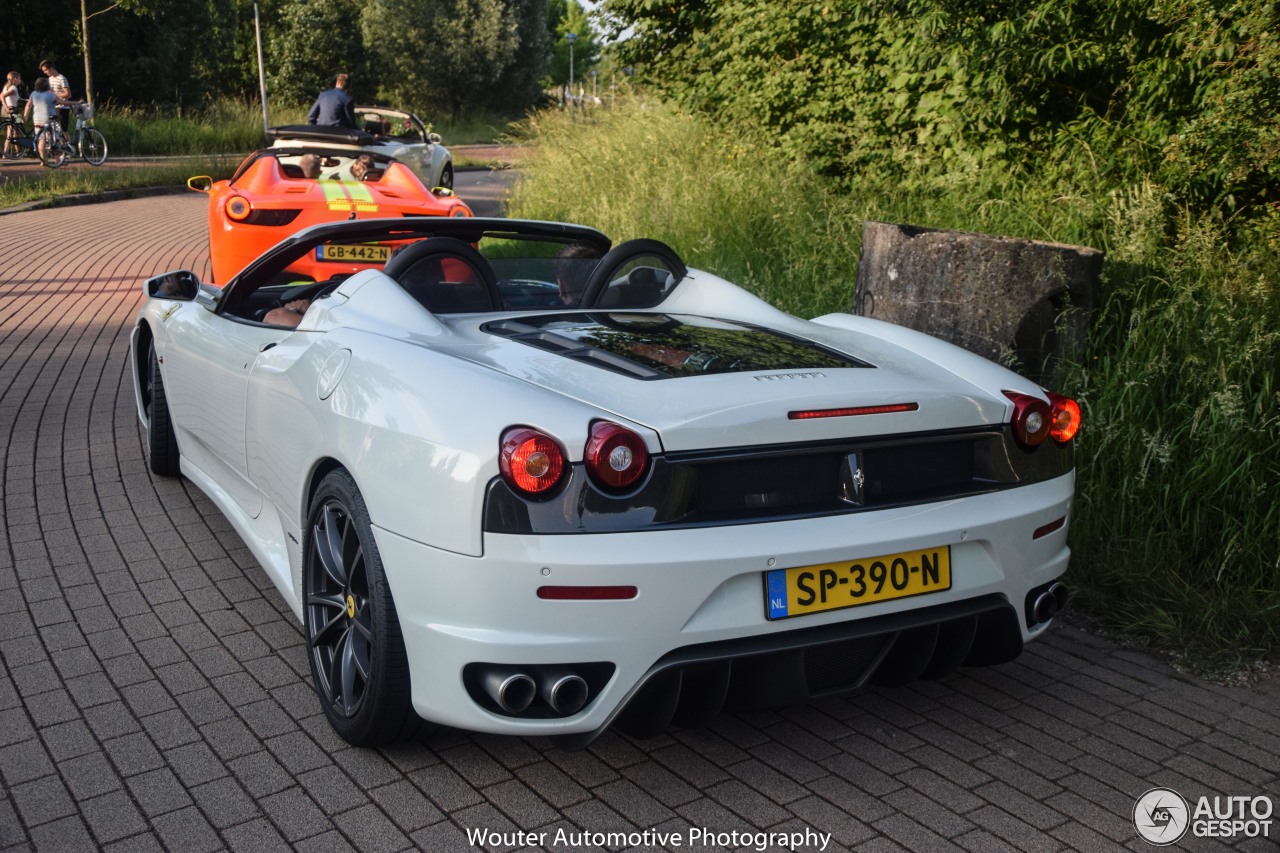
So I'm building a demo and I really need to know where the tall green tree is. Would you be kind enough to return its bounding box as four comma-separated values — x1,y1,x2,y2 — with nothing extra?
72,0,258,107
597,0,711,72
270,0,372,107
547,0,600,87
495,0,553,113
363,0,529,119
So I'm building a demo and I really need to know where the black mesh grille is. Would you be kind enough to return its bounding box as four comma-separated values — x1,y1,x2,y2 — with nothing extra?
244,208,301,227
804,635,892,693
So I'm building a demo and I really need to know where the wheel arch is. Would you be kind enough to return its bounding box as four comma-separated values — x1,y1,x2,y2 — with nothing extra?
133,321,155,410
303,456,349,527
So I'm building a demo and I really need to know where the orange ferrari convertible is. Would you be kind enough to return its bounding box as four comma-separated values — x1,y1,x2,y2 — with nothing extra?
189,147,472,284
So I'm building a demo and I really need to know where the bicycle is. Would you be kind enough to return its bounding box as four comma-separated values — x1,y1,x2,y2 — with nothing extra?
38,103,108,168
0,100,40,160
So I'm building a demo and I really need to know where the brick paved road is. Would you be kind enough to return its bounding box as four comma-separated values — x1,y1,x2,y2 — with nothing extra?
0,195,1276,853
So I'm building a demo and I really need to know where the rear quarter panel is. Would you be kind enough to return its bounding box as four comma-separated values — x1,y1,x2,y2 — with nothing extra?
245,324,626,559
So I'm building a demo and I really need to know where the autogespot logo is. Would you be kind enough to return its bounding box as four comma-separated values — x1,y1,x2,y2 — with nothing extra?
1134,788,1190,845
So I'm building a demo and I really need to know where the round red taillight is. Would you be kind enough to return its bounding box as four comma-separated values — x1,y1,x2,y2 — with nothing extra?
1047,393,1082,443
499,427,566,496
1004,391,1052,447
584,421,649,490
225,196,252,221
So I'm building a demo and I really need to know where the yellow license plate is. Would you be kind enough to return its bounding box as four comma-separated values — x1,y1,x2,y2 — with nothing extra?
765,546,951,620
316,243,391,263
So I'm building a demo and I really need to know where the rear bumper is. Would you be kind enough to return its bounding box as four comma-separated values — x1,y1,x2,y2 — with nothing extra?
376,472,1073,738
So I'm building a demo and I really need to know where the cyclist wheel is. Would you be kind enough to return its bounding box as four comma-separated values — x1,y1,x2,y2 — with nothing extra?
1,129,23,160
37,126,67,168
79,128,108,166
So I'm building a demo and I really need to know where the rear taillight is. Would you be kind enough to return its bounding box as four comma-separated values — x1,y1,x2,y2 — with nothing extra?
1005,390,1082,447
1047,393,1082,443
499,427,566,496
1004,391,1052,447
584,421,648,490
225,195,251,221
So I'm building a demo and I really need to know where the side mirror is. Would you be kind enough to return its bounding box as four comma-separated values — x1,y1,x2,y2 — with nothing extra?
187,176,213,192
145,269,200,300
428,132,442,144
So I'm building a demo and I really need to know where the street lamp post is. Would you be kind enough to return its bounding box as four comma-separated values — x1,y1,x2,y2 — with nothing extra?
566,32,577,103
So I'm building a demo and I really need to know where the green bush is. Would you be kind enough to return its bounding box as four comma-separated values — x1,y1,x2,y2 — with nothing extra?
510,102,1280,664
602,0,1280,223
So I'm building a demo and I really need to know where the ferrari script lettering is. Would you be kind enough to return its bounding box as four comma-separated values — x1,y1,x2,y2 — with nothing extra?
754,372,825,381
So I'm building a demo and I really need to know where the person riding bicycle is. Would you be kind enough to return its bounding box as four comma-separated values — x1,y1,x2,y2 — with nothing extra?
23,77,76,162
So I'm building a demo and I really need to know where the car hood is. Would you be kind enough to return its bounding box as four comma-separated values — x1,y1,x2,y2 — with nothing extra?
443,312,1008,452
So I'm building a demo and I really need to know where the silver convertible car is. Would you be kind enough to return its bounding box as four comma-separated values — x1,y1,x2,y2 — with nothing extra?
131,218,1080,747
268,106,455,190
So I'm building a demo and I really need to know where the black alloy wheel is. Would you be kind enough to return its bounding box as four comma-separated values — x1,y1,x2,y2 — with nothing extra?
304,469,419,746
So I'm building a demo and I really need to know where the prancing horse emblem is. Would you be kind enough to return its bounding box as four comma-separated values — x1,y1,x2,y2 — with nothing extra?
844,452,866,506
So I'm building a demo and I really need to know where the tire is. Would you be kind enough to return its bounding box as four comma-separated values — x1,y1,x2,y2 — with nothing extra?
79,128,108,166
1,130,23,160
37,126,67,168
437,162,453,191
145,343,181,477
304,470,420,746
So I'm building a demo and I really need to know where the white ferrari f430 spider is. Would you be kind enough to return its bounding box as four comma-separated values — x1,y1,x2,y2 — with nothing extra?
131,217,1080,747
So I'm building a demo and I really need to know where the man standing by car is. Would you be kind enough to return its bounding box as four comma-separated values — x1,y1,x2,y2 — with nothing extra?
307,73,356,129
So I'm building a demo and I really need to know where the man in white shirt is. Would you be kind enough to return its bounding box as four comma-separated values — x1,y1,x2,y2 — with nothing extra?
39,59,72,133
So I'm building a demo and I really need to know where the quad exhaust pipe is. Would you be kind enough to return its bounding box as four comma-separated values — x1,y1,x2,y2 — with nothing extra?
483,671,537,714
478,667,591,716
1031,582,1068,624
541,672,589,715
